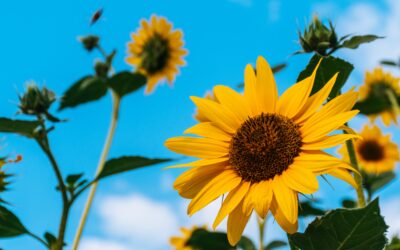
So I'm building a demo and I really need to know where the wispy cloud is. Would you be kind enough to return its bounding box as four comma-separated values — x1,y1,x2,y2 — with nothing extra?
81,238,130,250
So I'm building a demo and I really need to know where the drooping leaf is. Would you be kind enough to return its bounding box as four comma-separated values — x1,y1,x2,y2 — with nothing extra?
0,205,28,238
59,76,108,110
97,156,171,180
289,199,388,250
299,200,325,217
362,171,396,198
265,240,287,250
106,71,146,97
0,118,40,138
340,35,382,49
297,55,354,99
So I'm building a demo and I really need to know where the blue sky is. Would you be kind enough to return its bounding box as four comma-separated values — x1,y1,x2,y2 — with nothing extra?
1,0,400,249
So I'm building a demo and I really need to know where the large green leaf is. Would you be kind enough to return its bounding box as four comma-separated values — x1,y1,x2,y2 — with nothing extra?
289,199,388,250
265,240,287,250
0,205,28,238
59,76,108,110
340,35,382,49
297,55,354,99
107,71,146,97
0,118,40,138
97,156,171,180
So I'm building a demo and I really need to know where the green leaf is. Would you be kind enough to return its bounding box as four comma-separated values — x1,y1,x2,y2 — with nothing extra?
386,235,400,250
297,55,354,99
354,96,390,115
97,156,171,180
299,200,325,217
0,118,40,138
186,229,235,250
0,205,28,238
341,198,357,209
66,173,84,186
59,76,108,110
107,71,146,97
289,199,388,250
380,60,398,67
44,232,57,247
265,240,287,250
238,236,256,250
340,35,382,49
362,171,396,198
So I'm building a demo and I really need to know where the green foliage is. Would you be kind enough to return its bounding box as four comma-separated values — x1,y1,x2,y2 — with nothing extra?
362,171,396,199
297,54,354,99
185,228,256,250
44,232,57,249
0,205,28,238
340,35,383,49
299,200,325,217
289,199,388,250
354,87,400,115
59,76,108,110
97,156,171,180
65,173,87,196
0,118,40,138
265,240,287,250
18,83,56,118
386,235,400,250
106,71,147,98
341,198,357,209
79,35,100,52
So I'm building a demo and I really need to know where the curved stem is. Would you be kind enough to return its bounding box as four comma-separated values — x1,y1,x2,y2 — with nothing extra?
257,217,266,250
72,92,121,250
343,129,366,207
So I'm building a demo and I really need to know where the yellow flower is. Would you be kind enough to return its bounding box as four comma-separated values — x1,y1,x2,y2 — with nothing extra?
165,56,360,245
194,90,217,122
126,15,187,94
359,67,400,126
170,226,205,250
339,125,399,174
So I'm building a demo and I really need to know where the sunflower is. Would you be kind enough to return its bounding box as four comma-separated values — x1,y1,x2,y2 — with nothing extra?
170,226,205,250
126,15,187,94
194,90,217,122
165,56,360,245
339,125,399,174
359,67,400,126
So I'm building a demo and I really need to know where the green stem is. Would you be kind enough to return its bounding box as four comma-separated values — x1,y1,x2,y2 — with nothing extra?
343,128,366,207
36,120,69,250
386,89,400,118
72,92,121,250
257,217,265,250
27,231,48,248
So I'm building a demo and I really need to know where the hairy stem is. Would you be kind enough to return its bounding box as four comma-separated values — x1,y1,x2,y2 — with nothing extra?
72,92,121,250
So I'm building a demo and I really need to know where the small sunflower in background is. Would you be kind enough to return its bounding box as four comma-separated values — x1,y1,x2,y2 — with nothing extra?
359,67,400,126
0,155,22,203
165,56,360,245
339,125,399,174
126,15,187,94
170,226,205,250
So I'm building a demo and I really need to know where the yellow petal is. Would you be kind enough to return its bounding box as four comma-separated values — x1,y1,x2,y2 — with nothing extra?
272,176,298,223
256,56,278,113
294,151,356,173
325,168,358,189
244,64,260,115
191,96,241,133
281,166,319,194
252,180,273,218
165,136,229,158
188,169,241,215
227,200,251,246
270,198,298,234
213,181,250,229
184,122,232,141
302,133,361,150
213,85,252,122
166,157,229,169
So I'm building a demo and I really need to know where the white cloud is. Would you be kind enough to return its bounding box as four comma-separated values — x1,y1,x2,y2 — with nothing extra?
382,197,400,237
80,238,130,250
97,193,180,249
336,0,400,73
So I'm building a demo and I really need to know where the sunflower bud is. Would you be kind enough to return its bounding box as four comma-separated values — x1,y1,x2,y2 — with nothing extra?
19,83,56,116
299,15,338,56
79,35,100,52
94,61,110,78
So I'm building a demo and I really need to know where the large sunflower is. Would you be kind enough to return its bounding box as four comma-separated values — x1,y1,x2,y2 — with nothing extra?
126,15,187,94
359,67,400,126
165,56,359,245
339,125,399,174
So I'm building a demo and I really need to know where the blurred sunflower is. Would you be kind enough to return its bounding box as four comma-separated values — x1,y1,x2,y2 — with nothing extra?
165,56,360,245
339,125,399,174
359,67,400,126
170,226,205,250
126,15,187,94
0,155,21,203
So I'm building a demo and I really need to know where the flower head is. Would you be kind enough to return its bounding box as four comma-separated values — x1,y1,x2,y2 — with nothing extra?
19,82,56,116
339,125,399,174
0,155,21,203
165,56,359,245
126,15,187,94
359,67,400,126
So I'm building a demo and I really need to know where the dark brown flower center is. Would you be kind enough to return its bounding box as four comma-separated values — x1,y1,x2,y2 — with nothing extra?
141,33,170,74
229,113,302,183
357,140,384,161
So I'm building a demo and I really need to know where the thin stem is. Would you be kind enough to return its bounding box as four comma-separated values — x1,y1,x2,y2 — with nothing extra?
257,217,266,250
386,89,400,118
72,92,121,250
27,231,48,248
343,128,366,207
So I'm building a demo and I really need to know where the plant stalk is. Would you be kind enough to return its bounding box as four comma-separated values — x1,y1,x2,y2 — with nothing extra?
257,217,266,250
72,92,121,250
386,89,400,119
